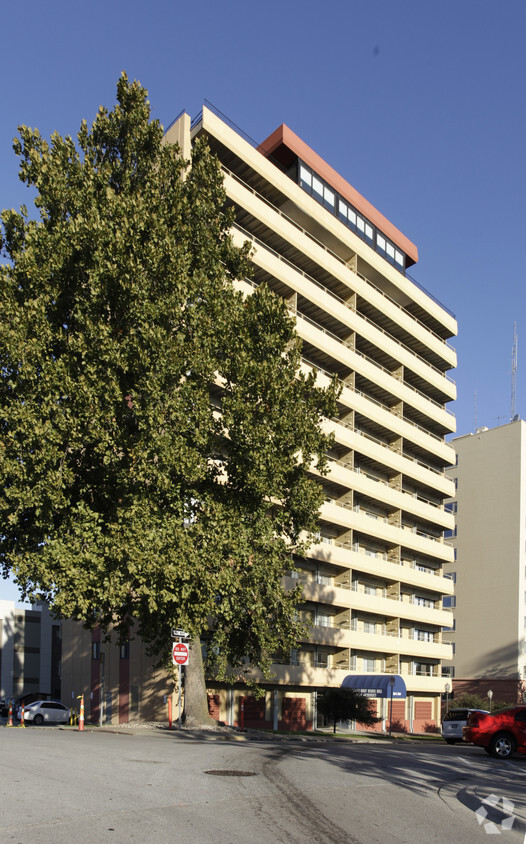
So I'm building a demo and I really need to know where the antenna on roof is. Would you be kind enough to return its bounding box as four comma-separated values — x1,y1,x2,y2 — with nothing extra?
511,322,518,421
474,389,477,433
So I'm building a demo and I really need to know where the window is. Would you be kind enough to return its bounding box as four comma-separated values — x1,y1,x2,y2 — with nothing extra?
363,657,375,672
299,164,312,191
413,629,434,643
445,502,457,514
120,641,130,660
414,595,434,608
414,662,434,677
92,642,100,660
443,596,456,609
317,613,332,628
444,572,457,583
316,650,330,668
364,621,376,634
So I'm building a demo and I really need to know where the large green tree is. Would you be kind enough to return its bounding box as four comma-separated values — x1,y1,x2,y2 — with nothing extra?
0,76,338,715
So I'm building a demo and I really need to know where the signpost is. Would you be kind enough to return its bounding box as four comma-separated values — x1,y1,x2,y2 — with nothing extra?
171,630,189,729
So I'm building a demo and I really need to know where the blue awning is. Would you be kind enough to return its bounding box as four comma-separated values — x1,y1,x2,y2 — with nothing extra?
341,674,407,699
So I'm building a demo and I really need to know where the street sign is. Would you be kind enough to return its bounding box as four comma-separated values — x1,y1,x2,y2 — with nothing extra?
171,628,190,639
172,642,189,666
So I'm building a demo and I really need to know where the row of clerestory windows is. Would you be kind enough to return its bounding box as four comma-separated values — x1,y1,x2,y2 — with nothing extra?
298,162,406,271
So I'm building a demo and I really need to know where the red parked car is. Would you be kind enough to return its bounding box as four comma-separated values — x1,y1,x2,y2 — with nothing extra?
463,706,526,758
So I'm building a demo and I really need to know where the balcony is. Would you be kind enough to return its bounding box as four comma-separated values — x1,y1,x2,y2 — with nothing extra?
305,622,452,660
319,500,454,563
222,166,457,359
299,359,455,466
233,223,456,392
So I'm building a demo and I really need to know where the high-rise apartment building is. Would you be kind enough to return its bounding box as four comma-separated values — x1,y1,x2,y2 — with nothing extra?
443,420,526,704
61,105,457,730
160,105,458,731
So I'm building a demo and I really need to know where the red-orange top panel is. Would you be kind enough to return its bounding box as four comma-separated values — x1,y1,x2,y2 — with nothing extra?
258,124,418,266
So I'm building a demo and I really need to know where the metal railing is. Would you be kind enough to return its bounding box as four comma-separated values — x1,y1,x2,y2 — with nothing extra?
224,166,456,350
193,102,456,323
334,416,447,477
328,541,448,578
288,305,454,416
233,223,456,384
301,356,450,444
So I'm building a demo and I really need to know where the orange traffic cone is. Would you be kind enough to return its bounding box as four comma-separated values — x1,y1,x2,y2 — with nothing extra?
7,702,14,728
18,704,25,728
78,694,84,732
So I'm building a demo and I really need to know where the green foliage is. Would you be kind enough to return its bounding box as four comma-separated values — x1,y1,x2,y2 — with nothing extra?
317,688,379,733
450,693,509,712
0,75,339,680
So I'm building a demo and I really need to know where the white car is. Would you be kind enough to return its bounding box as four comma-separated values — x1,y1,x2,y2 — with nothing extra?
17,700,71,725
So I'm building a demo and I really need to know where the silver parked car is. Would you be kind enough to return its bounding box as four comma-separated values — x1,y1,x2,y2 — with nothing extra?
17,700,71,725
441,707,489,744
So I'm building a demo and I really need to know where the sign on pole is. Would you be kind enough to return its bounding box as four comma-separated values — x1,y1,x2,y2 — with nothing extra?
172,642,189,666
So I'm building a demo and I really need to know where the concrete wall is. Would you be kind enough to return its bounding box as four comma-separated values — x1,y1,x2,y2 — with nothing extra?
444,420,526,679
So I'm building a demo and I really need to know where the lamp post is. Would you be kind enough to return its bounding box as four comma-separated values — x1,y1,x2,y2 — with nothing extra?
487,689,493,713
445,682,451,715
388,676,396,736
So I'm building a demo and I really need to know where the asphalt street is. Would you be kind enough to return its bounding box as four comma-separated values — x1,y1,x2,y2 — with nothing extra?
1,726,525,843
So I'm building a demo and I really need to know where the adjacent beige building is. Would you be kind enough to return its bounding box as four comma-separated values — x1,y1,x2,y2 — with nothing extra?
63,104,458,731
443,419,526,702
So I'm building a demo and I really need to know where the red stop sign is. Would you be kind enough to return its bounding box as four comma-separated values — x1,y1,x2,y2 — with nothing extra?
172,642,189,665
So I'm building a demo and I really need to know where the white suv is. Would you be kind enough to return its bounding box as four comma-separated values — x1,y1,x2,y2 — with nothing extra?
441,707,489,744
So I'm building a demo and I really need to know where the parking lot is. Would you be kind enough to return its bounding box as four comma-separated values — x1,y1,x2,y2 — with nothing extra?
1,724,526,843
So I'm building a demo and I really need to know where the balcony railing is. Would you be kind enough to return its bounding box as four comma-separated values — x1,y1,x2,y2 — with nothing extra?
302,356,450,444
233,223,455,383
289,305,454,416
324,497,444,546
195,101,456,327
224,168,456,349
335,416,447,477
328,457,446,512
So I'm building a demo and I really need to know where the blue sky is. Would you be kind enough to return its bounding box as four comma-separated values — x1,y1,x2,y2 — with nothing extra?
1,0,525,602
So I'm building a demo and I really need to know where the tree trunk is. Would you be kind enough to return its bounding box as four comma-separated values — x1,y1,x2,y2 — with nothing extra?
183,639,217,728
